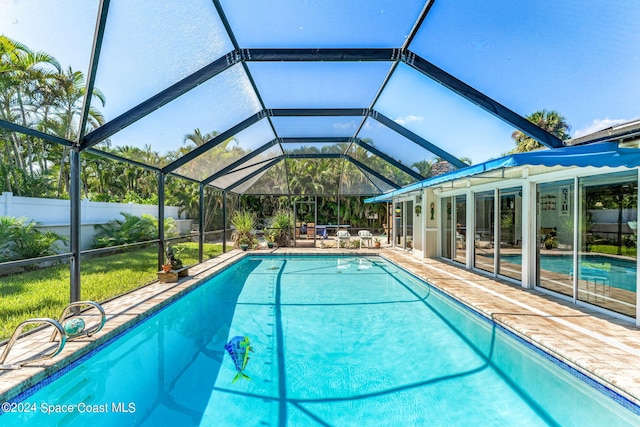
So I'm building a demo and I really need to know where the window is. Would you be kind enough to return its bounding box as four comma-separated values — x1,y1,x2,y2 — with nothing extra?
474,191,495,273
537,180,574,297
578,172,637,318
498,187,522,281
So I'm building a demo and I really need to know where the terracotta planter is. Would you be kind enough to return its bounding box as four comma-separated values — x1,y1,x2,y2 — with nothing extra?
162,264,171,272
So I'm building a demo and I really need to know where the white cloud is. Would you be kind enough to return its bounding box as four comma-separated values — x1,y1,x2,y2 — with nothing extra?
394,115,424,126
362,120,386,130
573,117,629,138
332,120,358,130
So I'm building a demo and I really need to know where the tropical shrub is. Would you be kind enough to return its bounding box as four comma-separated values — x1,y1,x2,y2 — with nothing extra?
267,209,294,247
231,210,256,249
93,213,177,248
0,216,67,261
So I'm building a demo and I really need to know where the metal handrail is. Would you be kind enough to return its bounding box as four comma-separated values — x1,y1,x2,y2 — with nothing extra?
0,253,72,270
0,318,66,369
50,301,107,342
80,239,159,256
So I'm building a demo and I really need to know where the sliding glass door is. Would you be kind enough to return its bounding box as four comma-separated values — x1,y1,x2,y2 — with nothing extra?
578,172,637,318
537,180,574,297
474,191,495,273
441,198,452,259
441,195,467,264
394,199,414,251
498,188,522,281
454,195,467,264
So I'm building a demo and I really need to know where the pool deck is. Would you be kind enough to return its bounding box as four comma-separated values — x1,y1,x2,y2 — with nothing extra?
380,250,640,408
1,247,640,409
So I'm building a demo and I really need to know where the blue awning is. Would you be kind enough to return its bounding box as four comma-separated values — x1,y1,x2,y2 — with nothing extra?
366,142,640,203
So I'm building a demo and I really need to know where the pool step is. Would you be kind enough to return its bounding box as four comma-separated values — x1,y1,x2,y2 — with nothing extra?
57,374,91,402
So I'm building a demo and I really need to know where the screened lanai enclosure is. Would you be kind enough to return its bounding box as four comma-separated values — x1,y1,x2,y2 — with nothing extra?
2,1,640,309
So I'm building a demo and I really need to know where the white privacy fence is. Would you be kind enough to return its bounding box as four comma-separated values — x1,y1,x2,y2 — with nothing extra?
0,192,192,250
0,192,183,225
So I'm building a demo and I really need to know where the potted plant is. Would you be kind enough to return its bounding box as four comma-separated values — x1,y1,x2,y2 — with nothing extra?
266,234,275,249
231,209,256,250
239,236,250,251
373,237,381,249
164,242,184,270
543,232,558,250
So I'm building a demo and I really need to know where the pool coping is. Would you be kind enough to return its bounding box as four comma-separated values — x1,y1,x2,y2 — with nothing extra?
379,250,640,409
1,248,639,413
0,250,250,402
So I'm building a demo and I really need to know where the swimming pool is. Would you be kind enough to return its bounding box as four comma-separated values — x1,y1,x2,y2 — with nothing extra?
1,255,639,426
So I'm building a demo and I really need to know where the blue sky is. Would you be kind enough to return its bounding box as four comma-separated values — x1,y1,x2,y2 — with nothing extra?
3,0,640,166
410,0,640,141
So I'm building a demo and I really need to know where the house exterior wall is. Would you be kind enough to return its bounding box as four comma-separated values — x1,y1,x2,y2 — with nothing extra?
395,166,640,326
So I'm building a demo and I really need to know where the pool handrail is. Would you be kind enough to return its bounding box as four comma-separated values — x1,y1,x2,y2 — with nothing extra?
50,301,107,342
0,318,66,369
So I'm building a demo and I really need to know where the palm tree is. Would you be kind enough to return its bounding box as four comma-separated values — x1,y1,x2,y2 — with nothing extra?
1,37,108,198
183,128,217,147
41,67,106,196
0,36,61,194
510,110,570,153
411,159,433,178
459,157,473,166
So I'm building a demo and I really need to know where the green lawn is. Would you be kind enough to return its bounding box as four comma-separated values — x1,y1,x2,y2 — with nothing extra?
589,244,637,257
0,242,223,340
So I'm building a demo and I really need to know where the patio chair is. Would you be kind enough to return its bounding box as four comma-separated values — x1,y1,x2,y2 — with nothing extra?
358,258,372,270
337,258,351,270
540,227,557,249
337,230,351,247
358,230,373,249
307,223,315,239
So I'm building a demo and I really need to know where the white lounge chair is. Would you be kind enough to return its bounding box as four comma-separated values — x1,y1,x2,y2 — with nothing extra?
358,258,372,270
337,258,351,270
358,230,373,249
337,230,351,247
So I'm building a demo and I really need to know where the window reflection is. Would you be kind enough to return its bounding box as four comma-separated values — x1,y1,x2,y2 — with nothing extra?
441,197,452,259
406,200,414,251
454,195,466,264
474,191,495,273
394,202,403,247
578,172,637,318
393,200,415,250
498,187,522,281
537,180,574,297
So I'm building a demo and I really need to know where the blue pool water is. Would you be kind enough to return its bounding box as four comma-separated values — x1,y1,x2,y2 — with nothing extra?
502,253,637,291
2,255,639,426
